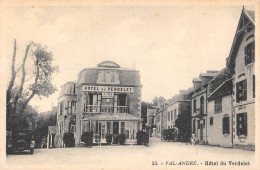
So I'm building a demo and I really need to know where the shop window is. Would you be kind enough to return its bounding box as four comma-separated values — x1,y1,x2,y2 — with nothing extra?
253,75,255,98
236,80,247,103
236,113,247,136
214,98,222,113
70,124,76,133
193,99,196,113
222,117,230,134
210,117,214,126
121,122,125,134
245,41,255,66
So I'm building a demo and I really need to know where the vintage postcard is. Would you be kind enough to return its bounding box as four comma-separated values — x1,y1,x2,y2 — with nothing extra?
0,0,259,169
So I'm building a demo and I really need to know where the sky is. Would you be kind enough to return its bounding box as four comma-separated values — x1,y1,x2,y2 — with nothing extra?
2,5,250,112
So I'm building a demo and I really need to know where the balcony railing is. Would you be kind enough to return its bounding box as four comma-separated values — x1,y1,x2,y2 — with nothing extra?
114,106,129,113
84,105,129,113
84,105,100,113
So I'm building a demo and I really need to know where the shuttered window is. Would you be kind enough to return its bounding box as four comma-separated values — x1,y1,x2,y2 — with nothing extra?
236,80,247,103
236,113,247,136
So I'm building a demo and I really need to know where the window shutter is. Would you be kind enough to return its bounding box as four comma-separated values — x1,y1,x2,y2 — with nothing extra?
243,80,247,101
236,83,240,103
244,113,247,136
245,44,247,66
236,115,239,136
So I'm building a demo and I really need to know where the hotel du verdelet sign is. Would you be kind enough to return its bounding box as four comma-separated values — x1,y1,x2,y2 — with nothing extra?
83,85,134,93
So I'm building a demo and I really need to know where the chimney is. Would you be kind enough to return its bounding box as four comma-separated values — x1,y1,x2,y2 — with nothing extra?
193,78,202,90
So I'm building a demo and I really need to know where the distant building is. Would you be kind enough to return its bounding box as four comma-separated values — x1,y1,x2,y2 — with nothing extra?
190,71,218,144
226,8,255,150
146,108,157,136
56,82,77,147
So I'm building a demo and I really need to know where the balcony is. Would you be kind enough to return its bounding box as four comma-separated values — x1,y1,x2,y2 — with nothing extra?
84,105,129,113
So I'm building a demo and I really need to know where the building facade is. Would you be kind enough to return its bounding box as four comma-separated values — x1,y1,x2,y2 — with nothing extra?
56,82,77,147
207,79,233,147
226,8,255,150
191,71,218,144
74,61,142,146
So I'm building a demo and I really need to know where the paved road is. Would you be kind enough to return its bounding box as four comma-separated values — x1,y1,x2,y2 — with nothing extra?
4,138,256,169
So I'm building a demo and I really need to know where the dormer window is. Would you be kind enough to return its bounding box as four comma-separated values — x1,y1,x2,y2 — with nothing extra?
245,41,255,66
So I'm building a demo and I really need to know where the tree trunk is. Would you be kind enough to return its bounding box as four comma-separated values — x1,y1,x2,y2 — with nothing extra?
12,43,32,124
6,39,16,130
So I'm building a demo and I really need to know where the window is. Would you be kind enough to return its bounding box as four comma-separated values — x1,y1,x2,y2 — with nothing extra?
72,101,76,114
236,80,247,103
245,41,255,66
197,120,200,129
171,111,173,121
121,122,125,134
193,119,196,134
174,109,177,119
70,124,76,133
193,99,196,113
68,101,72,114
214,98,222,113
253,75,255,98
223,117,230,134
210,117,214,126
200,96,204,114
168,112,170,121
59,102,64,115
236,113,247,136
203,119,205,128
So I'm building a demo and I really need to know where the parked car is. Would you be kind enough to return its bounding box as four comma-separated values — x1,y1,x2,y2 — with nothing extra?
163,129,175,141
6,130,35,154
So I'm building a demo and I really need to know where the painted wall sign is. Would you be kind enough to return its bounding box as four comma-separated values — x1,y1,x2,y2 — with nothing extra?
83,85,134,93
102,92,114,98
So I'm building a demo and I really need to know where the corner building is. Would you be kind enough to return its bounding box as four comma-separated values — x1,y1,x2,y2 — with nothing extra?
75,61,142,146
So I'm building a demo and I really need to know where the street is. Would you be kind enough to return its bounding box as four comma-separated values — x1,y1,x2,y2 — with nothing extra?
5,138,255,169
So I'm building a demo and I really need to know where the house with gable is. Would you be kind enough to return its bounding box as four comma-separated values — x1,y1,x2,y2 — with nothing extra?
226,8,255,150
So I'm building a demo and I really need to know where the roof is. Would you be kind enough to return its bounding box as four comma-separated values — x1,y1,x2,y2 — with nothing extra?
97,61,120,68
193,78,201,82
208,79,233,101
200,72,218,77
226,8,255,70
81,113,141,121
77,61,141,86
59,82,76,97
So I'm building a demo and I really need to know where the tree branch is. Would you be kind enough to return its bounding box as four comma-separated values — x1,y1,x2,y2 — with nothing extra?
13,43,32,115
21,53,40,113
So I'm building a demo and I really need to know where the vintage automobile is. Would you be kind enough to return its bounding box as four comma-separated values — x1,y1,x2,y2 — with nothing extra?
6,130,35,154
163,129,175,141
